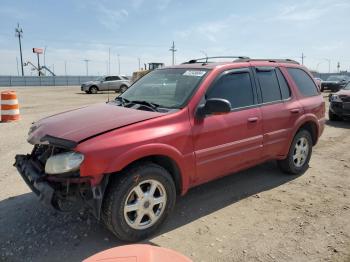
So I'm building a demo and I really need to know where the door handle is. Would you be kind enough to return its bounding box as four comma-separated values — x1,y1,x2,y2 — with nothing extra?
290,108,301,114
248,117,258,123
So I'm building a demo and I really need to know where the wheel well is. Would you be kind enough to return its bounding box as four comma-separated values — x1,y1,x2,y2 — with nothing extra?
120,155,182,195
299,121,318,145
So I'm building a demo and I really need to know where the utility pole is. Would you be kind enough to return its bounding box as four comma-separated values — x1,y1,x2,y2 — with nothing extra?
108,48,111,75
301,52,306,65
44,46,47,66
16,57,20,76
37,53,41,76
337,62,340,73
138,57,141,70
83,59,90,76
15,23,24,76
169,41,177,65
64,61,67,75
117,54,120,75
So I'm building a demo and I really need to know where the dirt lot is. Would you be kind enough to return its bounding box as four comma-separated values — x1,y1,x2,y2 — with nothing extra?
0,86,349,262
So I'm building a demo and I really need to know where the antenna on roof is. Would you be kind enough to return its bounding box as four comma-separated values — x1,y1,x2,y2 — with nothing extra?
200,50,208,64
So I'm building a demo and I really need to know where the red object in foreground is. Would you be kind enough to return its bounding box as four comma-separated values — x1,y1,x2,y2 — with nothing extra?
84,244,192,262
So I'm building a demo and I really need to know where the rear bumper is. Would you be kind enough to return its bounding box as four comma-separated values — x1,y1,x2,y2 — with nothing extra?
14,154,55,206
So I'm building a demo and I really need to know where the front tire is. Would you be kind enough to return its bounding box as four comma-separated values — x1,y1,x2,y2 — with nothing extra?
89,86,98,94
278,129,313,175
102,163,176,242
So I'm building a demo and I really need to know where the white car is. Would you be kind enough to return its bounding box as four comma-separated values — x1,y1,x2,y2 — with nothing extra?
81,75,131,94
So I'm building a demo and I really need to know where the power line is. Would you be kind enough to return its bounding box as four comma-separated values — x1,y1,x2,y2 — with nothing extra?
15,23,24,76
169,41,177,65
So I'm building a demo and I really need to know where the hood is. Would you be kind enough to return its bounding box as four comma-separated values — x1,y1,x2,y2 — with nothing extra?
322,80,339,84
84,80,100,85
336,89,350,96
28,103,163,145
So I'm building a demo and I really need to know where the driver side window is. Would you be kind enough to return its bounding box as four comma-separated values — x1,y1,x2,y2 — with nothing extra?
206,71,255,109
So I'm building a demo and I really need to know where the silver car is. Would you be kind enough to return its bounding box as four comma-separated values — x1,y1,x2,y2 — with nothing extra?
81,75,131,94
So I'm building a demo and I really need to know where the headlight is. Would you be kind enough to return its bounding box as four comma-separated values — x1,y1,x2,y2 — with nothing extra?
330,94,342,102
45,151,84,175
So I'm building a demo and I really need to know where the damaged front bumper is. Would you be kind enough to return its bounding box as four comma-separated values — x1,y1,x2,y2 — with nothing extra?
14,152,108,219
14,154,55,206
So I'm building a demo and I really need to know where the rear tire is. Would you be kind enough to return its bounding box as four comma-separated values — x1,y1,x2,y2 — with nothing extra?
89,86,98,94
120,85,128,93
277,129,313,175
101,163,176,242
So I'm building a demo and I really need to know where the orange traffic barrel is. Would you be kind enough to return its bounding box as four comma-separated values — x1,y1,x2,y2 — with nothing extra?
84,244,192,262
1,91,20,122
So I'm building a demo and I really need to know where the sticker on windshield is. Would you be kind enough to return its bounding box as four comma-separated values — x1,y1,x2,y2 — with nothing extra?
183,70,206,77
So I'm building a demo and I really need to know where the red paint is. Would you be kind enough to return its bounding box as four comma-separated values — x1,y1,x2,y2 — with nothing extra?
32,61,325,194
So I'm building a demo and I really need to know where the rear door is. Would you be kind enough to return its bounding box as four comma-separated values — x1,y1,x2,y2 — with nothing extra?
253,67,302,159
192,68,263,184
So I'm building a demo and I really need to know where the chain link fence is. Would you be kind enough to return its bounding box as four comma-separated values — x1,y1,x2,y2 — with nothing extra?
0,76,99,87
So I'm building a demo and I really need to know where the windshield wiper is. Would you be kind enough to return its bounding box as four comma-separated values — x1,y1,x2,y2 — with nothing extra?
115,96,130,106
129,100,160,110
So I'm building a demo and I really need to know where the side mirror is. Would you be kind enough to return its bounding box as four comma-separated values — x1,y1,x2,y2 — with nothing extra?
196,98,231,118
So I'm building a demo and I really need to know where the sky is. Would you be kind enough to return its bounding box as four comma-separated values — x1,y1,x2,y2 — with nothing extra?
0,0,350,76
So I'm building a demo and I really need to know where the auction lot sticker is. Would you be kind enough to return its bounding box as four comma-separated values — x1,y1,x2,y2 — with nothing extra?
183,70,206,77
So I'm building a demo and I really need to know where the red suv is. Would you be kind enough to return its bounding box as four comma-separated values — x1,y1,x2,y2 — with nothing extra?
15,57,325,242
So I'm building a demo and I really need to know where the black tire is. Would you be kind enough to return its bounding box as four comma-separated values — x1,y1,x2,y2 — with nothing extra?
101,162,176,242
320,86,324,92
277,129,313,175
89,86,98,94
119,85,128,93
328,110,341,121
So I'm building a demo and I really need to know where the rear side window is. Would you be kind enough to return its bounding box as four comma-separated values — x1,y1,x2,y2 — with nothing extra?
256,69,281,103
276,69,291,99
207,72,254,109
287,68,318,97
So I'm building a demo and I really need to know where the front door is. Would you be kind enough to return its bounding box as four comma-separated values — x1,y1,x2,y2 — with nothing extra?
100,76,111,91
192,68,263,185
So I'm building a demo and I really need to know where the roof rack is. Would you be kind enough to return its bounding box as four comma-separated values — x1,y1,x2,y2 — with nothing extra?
183,56,250,64
235,58,300,64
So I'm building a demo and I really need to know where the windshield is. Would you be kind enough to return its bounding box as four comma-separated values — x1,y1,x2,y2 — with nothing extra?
120,68,209,108
95,76,105,81
345,82,350,90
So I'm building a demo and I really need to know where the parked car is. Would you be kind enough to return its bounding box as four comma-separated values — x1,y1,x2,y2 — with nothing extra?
320,75,350,92
329,81,350,120
81,75,131,94
15,57,325,242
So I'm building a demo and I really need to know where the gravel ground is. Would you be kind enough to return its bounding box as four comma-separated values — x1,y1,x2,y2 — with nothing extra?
0,86,349,262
